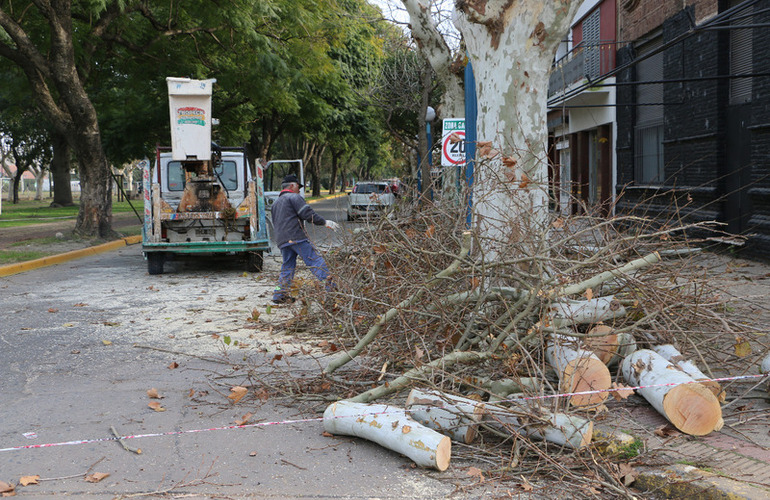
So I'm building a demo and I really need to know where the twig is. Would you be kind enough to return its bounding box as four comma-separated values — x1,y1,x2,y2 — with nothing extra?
111,426,142,454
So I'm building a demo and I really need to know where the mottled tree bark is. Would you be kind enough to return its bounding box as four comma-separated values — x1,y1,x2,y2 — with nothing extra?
454,0,583,256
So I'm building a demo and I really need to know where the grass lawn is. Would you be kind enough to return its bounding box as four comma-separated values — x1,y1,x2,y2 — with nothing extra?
0,249,55,265
0,199,140,228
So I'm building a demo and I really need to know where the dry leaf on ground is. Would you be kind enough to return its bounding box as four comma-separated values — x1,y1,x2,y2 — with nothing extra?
466,467,484,482
617,463,638,486
654,424,680,437
147,388,162,399
0,481,14,494
228,386,248,403
18,476,38,487
235,412,253,426
84,472,109,483
148,401,166,412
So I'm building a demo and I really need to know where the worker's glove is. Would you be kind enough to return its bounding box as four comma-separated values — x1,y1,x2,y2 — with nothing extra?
325,220,340,231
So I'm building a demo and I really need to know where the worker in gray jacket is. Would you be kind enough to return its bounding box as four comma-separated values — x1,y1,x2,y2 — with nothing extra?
271,174,339,304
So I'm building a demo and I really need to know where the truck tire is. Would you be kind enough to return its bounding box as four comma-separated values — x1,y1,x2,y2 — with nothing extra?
246,251,264,272
147,253,165,275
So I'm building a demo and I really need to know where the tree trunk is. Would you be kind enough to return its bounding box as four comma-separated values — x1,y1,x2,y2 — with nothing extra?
12,169,22,204
545,335,611,407
621,349,723,436
405,389,485,444
34,167,45,200
311,144,325,198
71,130,113,237
0,3,112,236
761,353,770,374
484,403,594,449
454,0,583,256
582,325,637,367
329,147,341,195
50,132,74,206
323,401,451,471
651,344,725,402
549,297,627,327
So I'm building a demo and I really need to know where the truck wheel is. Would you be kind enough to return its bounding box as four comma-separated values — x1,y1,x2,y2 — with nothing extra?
246,251,263,272
147,253,165,275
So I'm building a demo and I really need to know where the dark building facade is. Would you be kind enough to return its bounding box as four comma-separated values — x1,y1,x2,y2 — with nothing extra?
615,0,770,258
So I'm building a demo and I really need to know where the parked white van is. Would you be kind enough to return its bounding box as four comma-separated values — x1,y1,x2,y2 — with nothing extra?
347,181,396,220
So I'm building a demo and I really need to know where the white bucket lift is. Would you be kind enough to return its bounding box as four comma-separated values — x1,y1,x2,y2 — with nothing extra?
166,77,216,161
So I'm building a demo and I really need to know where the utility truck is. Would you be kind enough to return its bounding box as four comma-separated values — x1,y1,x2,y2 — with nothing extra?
141,77,270,275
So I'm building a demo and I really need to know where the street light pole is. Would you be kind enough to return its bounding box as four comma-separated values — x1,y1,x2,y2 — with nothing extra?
421,106,436,198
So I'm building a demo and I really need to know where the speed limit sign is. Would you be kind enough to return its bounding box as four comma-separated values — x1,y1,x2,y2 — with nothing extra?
441,118,465,166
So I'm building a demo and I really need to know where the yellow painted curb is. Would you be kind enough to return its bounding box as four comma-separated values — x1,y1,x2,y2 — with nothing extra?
0,234,143,278
307,193,347,203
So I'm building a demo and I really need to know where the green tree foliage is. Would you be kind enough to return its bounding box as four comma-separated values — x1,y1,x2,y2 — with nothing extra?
1,0,420,230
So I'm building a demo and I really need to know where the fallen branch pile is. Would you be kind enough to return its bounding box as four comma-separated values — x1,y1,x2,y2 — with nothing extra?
267,194,768,495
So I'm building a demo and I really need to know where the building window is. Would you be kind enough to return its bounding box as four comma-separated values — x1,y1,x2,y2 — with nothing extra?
582,9,601,80
634,38,664,184
729,1,753,104
635,125,664,183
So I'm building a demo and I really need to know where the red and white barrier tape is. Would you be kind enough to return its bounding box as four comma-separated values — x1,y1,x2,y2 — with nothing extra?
1,373,766,454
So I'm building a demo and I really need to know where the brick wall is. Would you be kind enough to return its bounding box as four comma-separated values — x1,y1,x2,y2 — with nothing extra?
618,0,718,43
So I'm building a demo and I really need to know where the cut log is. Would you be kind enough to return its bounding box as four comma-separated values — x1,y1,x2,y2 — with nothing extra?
483,378,541,402
546,335,611,407
651,344,725,402
549,296,627,327
582,325,637,367
484,402,593,449
760,352,770,374
405,389,485,444
621,349,722,436
323,401,451,471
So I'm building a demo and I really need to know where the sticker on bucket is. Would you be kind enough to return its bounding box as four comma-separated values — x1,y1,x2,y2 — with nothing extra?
177,106,206,126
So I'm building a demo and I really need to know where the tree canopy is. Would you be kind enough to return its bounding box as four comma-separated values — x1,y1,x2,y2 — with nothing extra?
1,0,416,233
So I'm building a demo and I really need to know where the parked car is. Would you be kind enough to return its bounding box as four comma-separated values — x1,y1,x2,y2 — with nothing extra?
347,181,396,220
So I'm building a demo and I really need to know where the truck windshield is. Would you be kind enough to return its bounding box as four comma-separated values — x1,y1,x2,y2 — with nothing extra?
167,161,239,191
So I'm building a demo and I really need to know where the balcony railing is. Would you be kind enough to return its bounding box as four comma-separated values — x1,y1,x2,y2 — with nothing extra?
549,41,617,98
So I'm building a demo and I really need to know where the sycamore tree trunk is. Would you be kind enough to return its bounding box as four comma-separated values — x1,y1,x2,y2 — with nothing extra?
454,0,583,256
34,166,45,200
0,3,112,237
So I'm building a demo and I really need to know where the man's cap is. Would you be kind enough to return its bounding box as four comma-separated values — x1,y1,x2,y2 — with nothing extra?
282,174,303,186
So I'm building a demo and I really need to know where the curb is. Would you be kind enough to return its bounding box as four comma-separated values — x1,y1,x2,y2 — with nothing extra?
634,464,770,499
0,235,142,277
307,193,347,203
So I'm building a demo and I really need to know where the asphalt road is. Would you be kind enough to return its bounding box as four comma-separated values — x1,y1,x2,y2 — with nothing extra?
0,197,463,499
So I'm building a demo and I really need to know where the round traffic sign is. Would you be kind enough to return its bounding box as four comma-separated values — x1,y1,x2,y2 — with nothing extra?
442,131,466,165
